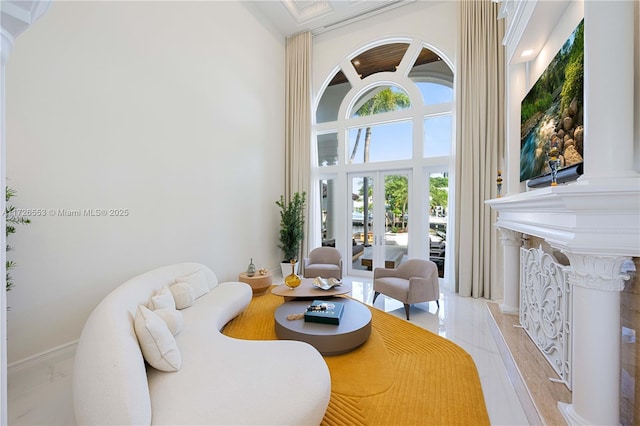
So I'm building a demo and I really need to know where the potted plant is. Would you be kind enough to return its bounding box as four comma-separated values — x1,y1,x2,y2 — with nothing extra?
276,191,306,277
6,186,30,291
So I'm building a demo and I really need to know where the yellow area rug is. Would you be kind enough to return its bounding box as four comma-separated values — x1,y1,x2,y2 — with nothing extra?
222,290,490,425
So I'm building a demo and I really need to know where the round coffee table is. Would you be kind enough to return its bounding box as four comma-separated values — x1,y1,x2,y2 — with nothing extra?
274,298,371,356
271,278,351,301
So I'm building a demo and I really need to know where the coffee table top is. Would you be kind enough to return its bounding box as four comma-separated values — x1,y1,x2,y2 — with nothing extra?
271,278,351,299
274,298,372,355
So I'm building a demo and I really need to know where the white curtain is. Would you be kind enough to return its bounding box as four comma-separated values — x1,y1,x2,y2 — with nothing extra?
454,0,505,298
285,31,312,261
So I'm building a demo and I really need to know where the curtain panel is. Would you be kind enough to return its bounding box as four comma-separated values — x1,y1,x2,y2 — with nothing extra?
285,31,312,261
454,0,505,298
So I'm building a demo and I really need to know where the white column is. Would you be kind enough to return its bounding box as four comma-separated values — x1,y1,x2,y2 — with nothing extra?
505,62,526,196
581,0,637,181
325,179,335,241
558,253,631,426
497,227,521,314
0,30,9,426
0,5,51,422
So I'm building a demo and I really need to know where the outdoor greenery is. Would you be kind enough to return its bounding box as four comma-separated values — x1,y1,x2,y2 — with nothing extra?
356,175,448,230
276,191,306,263
6,186,30,291
430,176,448,213
385,175,408,228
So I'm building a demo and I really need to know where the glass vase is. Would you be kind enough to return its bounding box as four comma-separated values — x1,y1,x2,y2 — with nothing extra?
284,259,301,289
246,258,256,277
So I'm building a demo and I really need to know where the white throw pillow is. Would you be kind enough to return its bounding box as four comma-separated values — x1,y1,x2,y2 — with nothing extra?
154,308,184,336
170,282,195,309
148,286,176,311
176,269,209,299
134,305,182,372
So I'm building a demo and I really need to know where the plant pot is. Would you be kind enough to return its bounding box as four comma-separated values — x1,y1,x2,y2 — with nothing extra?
280,261,299,279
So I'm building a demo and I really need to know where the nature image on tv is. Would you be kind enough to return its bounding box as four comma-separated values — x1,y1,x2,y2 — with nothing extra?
520,20,584,182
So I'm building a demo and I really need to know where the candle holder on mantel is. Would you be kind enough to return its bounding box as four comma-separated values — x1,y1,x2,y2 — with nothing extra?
496,170,503,197
548,147,560,187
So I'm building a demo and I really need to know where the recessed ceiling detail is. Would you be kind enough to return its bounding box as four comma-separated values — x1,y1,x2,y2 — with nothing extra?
282,0,334,24
250,0,411,37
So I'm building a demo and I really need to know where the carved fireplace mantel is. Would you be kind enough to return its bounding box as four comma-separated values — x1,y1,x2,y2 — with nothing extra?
486,182,639,258
486,179,639,425
490,0,638,423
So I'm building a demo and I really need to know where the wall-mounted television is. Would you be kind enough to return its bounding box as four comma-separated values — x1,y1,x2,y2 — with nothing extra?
520,19,584,185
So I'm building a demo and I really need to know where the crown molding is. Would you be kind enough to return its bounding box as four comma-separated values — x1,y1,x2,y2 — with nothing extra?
0,0,51,64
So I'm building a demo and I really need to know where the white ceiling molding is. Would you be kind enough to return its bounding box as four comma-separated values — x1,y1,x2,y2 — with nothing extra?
282,0,334,24
249,0,412,37
0,0,51,64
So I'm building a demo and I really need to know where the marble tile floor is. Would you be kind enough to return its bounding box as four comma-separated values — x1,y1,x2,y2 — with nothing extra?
487,302,571,425
8,277,530,425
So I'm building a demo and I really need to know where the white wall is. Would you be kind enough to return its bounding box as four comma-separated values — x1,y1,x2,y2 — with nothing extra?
5,1,285,363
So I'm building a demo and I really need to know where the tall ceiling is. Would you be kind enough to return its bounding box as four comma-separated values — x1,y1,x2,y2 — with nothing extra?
248,0,413,37
250,0,575,66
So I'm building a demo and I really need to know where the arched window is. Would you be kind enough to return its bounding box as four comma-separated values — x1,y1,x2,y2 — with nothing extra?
314,39,453,279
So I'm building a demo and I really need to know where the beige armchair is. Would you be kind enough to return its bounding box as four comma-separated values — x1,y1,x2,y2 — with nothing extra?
303,247,342,280
373,258,439,320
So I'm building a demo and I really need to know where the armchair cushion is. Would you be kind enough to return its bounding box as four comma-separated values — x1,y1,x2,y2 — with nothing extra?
303,247,343,280
373,258,440,320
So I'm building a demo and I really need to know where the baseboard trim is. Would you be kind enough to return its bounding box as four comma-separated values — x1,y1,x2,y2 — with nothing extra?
8,340,77,376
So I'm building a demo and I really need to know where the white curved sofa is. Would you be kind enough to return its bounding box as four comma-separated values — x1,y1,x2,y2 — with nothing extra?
73,262,331,425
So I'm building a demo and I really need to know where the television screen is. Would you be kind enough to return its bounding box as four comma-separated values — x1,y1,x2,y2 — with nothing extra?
520,20,584,182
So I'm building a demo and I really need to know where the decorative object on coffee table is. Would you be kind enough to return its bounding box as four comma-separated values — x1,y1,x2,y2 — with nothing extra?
284,259,301,289
304,299,345,325
312,277,342,291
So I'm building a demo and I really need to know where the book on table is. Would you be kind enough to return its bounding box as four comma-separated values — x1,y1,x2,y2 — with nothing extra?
304,299,345,325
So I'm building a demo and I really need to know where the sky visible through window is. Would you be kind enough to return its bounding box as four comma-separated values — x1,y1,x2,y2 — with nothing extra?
348,83,452,163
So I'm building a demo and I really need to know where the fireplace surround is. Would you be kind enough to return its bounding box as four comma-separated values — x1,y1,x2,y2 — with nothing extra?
487,181,639,425
490,1,639,422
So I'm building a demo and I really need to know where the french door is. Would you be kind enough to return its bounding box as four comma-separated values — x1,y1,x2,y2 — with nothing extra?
348,170,411,276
